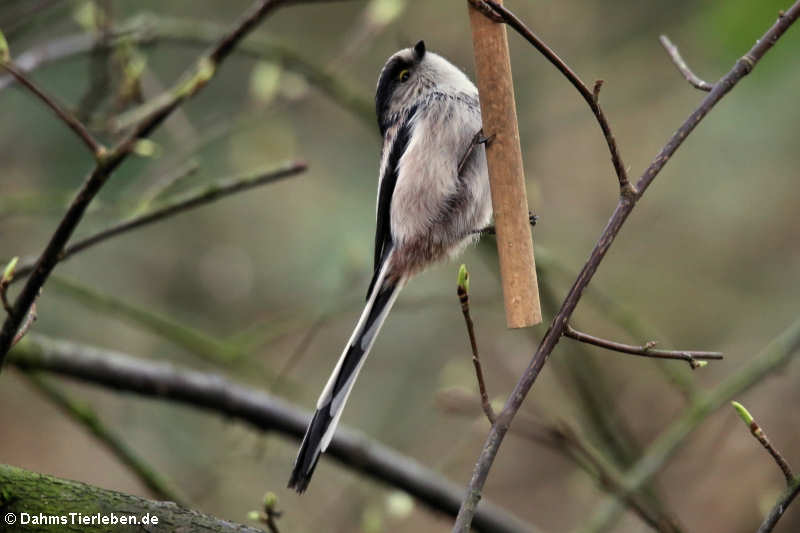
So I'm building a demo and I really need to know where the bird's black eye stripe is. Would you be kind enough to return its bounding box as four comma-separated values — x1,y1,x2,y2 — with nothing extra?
375,57,414,134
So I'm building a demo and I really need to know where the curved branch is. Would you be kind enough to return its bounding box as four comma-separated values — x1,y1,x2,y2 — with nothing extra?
453,4,800,531
758,476,800,533
0,61,104,156
8,335,536,533
659,36,713,91
0,463,262,533
482,0,632,194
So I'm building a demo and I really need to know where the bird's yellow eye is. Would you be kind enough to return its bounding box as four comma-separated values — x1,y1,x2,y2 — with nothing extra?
398,69,410,82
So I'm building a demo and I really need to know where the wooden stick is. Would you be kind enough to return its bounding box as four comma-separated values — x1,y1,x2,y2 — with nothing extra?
468,0,541,328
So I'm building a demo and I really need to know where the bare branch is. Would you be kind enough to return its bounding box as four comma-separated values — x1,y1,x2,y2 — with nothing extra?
659,36,713,92
581,314,800,533
453,3,800,530
9,334,535,533
731,401,794,485
0,0,317,366
0,18,373,127
480,0,633,195
757,476,800,533
0,60,105,156
12,162,306,282
547,423,683,533
457,265,496,425
564,324,722,370
439,393,683,533
11,300,37,348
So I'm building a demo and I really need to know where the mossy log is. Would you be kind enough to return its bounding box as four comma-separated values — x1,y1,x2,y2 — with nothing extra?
0,464,262,532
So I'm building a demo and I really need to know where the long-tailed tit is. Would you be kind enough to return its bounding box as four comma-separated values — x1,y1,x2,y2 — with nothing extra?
289,40,493,492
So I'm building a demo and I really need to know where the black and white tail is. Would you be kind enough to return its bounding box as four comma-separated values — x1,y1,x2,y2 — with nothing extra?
288,257,404,492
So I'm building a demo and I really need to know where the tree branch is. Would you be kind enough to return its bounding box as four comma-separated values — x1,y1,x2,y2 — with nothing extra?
0,0,334,367
22,372,189,506
0,18,374,127
8,334,535,533
757,476,800,533
453,3,800,530
0,463,262,533
457,265,496,425
731,401,794,485
481,0,633,195
0,60,104,156
658,36,713,91
578,314,800,533
546,423,683,533
564,324,722,369
439,392,683,533
11,162,306,282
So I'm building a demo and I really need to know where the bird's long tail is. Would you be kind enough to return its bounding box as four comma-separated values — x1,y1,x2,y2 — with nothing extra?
288,255,403,492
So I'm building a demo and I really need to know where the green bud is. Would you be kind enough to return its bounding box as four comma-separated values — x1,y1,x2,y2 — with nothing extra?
132,139,160,158
457,264,470,294
2,257,18,284
263,491,277,509
731,401,754,425
0,29,9,62
246,511,261,522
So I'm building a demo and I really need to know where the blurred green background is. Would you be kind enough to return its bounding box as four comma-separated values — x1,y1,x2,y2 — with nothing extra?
1,0,799,532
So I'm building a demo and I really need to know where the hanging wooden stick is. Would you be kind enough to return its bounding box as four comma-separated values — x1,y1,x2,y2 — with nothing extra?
468,0,541,328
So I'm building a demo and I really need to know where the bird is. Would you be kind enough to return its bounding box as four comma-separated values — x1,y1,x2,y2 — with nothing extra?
288,40,493,492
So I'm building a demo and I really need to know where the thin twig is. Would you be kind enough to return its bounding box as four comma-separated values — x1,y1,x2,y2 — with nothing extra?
550,423,683,533
48,275,246,364
757,476,800,533
750,423,795,484
659,36,713,92
564,324,722,370
481,0,633,195
0,61,105,156
11,162,306,282
579,314,800,533
438,392,683,533
0,289,10,314
0,17,374,126
453,4,800,530
23,372,189,505
8,334,534,533
457,266,496,425
0,0,329,368
12,300,37,348
732,401,794,485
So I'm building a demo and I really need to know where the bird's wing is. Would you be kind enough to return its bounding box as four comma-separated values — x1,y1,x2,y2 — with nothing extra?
367,106,417,298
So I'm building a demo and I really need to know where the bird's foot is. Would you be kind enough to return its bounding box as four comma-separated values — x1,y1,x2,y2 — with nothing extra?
474,212,538,237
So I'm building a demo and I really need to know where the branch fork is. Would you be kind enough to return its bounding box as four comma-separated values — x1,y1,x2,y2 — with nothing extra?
453,2,800,531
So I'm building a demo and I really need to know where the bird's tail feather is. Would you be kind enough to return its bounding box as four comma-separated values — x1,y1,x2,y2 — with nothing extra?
288,256,403,492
